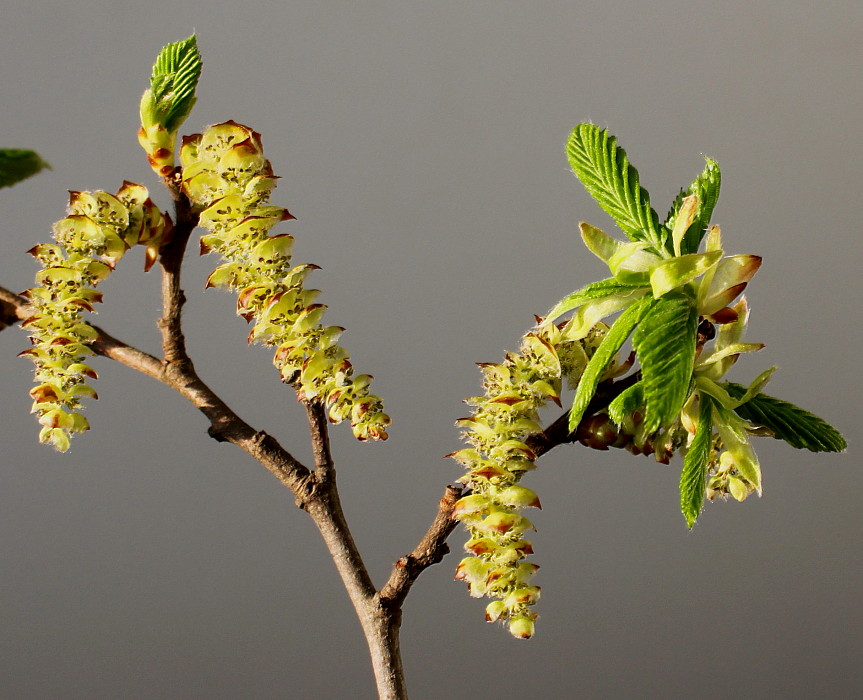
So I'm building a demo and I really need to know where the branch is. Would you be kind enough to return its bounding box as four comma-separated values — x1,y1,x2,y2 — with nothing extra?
3,177,399,695
527,371,642,457
302,399,375,590
157,171,197,365
0,283,311,493
305,399,335,476
0,286,32,324
379,483,463,608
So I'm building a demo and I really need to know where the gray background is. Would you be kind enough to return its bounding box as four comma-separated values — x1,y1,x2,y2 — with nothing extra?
0,1,860,698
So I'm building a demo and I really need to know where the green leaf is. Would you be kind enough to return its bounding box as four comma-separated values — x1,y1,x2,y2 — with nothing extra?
142,35,202,132
669,194,698,257
568,295,656,431
649,250,723,297
567,124,663,249
680,394,713,528
664,156,721,255
560,291,646,341
725,383,847,452
580,222,623,263
0,149,50,189
632,290,699,434
607,381,644,426
544,277,646,323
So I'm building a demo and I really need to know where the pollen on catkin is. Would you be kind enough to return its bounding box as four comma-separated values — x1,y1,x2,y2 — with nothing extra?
180,121,390,440
451,320,600,636
22,184,169,450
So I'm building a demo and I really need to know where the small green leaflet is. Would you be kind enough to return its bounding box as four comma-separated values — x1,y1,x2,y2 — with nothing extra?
632,290,698,435
725,383,847,452
607,381,643,427
568,295,655,431
544,277,646,323
567,124,663,250
663,156,721,256
145,35,202,132
0,149,50,189
679,394,713,528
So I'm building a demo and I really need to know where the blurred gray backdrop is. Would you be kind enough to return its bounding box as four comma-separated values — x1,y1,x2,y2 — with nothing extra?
1,1,860,698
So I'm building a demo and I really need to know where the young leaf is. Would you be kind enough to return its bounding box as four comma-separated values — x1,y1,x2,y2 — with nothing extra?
544,277,646,323
0,149,50,189
568,295,656,431
567,124,662,249
664,157,721,255
580,222,623,263
141,35,202,133
725,383,847,452
560,290,647,341
669,194,698,257
680,394,713,528
632,290,699,434
649,250,722,297
607,381,644,426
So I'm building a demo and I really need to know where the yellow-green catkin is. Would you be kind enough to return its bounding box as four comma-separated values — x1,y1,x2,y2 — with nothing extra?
451,321,600,637
180,121,390,440
22,184,169,450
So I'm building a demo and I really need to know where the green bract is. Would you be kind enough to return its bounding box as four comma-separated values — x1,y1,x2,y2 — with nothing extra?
23,184,169,451
181,121,390,441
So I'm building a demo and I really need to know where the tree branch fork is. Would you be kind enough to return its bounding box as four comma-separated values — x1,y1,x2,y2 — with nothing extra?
0,182,616,699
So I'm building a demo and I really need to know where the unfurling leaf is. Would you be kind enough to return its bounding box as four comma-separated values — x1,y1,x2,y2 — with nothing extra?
664,156,721,255
567,124,662,249
141,35,202,133
607,381,644,427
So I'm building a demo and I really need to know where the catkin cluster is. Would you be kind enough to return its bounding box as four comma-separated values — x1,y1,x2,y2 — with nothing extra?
180,121,390,440
22,184,169,451
451,321,604,637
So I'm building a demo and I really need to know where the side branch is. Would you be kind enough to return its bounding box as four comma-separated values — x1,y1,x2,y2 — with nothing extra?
0,286,31,324
0,284,311,492
305,400,335,477
379,483,463,608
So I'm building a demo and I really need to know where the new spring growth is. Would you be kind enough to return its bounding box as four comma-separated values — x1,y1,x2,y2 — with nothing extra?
451,320,607,638
138,35,202,177
180,121,390,440
22,184,170,451
453,123,846,638
549,123,845,529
